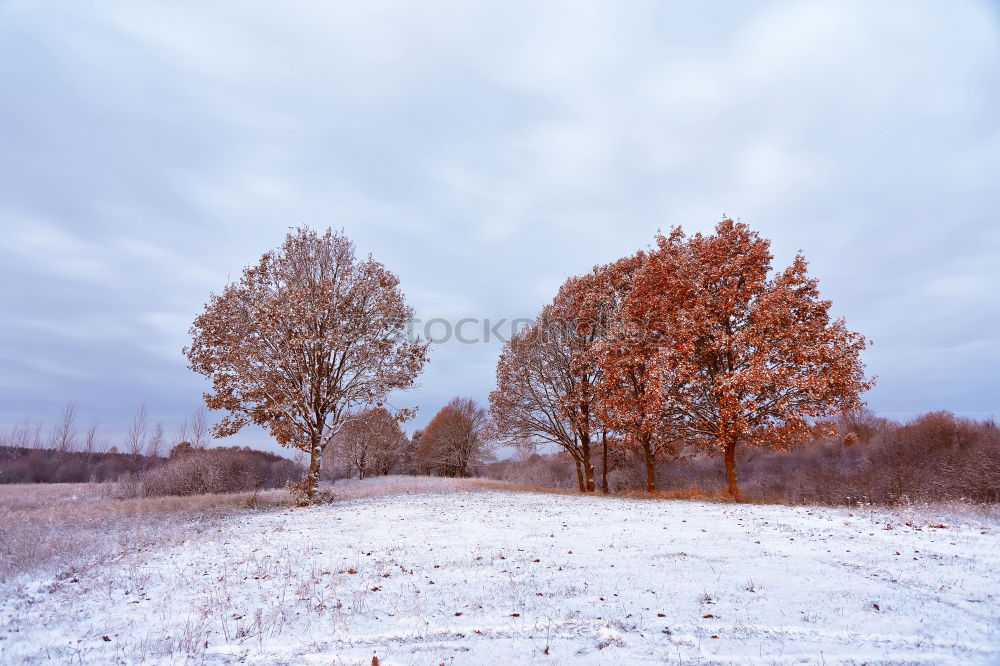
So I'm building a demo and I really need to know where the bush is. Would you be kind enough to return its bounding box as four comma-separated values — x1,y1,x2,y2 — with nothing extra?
127,447,301,497
665,411,1000,505
483,453,578,489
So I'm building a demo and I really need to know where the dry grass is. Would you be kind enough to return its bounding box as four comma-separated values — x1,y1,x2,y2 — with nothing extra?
622,487,735,502
0,483,293,583
321,475,572,500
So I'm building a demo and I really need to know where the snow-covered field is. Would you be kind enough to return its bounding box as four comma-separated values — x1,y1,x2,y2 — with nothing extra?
2,478,998,665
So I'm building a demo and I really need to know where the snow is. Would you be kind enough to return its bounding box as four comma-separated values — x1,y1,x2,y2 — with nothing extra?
2,480,998,664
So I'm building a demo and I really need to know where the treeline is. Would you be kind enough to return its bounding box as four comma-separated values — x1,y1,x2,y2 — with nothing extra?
0,446,161,484
484,410,999,504
0,404,301,494
10,404,992,506
0,442,302,495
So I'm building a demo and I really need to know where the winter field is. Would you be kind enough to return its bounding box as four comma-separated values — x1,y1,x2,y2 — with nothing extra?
1,478,998,665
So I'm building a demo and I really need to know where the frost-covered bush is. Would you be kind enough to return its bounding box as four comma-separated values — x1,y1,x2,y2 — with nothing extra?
130,447,301,497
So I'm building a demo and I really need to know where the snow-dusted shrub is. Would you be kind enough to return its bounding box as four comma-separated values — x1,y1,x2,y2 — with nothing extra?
134,447,301,497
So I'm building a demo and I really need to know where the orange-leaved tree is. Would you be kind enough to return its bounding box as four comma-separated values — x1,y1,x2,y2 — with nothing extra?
491,254,643,492
593,253,685,493
616,219,873,499
184,227,428,503
418,397,490,477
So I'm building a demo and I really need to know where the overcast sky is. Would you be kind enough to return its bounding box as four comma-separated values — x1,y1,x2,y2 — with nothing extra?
1,1,997,452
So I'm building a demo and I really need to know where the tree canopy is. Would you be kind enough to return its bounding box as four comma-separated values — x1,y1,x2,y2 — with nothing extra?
184,227,428,502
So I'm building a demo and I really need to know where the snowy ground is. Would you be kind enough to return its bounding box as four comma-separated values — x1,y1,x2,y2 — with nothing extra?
2,478,998,665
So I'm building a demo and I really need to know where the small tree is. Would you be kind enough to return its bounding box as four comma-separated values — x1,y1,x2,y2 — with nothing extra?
189,408,209,449
420,398,490,477
83,423,99,455
331,407,408,479
125,405,148,461
51,403,78,454
396,428,420,475
147,423,165,458
169,441,194,458
184,227,428,503
614,219,873,499
407,428,426,475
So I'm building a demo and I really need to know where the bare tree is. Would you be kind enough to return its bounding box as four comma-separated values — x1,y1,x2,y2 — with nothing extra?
84,423,99,455
396,428,421,475
175,417,190,447
126,405,148,459
49,403,78,453
31,422,44,449
184,227,428,503
189,409,209,449
147,422,165,458
406,429,426,475
10,422,32,449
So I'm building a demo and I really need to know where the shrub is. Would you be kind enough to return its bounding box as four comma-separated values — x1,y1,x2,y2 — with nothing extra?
128,447,301,497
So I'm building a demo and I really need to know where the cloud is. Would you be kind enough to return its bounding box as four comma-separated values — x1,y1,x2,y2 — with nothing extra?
1,0,997,450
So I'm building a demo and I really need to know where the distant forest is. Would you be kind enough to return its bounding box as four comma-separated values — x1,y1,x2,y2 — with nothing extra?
0,444,301,496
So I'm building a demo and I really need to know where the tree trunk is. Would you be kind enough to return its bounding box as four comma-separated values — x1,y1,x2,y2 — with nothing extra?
580,433,595,493
304,444,322,505
573,458,585,492
724,438,742,501
642,435,656,493
601,430,609,494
